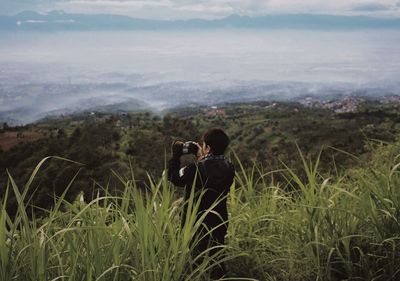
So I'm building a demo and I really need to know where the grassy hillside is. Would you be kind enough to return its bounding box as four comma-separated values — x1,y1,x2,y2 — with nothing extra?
1,138,399,280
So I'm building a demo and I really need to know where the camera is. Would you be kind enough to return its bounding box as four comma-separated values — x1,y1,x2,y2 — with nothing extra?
173,140,199,156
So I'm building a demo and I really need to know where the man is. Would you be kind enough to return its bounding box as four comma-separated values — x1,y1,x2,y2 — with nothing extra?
167,128,235,279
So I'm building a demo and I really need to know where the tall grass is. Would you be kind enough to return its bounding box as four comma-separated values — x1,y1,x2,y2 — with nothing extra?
228,142,400,280
1,141,400,281
1,158,246,281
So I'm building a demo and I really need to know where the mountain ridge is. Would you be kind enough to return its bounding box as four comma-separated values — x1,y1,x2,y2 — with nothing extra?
1,10,400,31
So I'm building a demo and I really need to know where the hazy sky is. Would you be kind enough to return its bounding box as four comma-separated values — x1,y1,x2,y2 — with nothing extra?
1,0,400,19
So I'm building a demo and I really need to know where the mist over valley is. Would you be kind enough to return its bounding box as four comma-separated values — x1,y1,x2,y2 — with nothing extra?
1,29,400,124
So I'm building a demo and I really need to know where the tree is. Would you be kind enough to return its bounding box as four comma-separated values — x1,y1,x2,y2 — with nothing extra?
2,122,9,130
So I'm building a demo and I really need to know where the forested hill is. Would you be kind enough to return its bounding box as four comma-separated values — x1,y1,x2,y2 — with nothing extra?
1,99,400,215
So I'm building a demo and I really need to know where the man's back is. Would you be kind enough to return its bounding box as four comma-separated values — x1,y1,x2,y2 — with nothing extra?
196,155,234,224
168,154,234,221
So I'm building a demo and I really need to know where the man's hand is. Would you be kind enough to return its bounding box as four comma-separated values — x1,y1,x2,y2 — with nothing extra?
195,142,204,160
172,141,184,159
172,140,203,159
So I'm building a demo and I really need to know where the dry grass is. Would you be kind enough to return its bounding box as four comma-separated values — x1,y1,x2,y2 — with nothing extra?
0,130,46,151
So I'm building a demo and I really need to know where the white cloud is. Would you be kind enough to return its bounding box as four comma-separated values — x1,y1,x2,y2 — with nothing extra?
352,3,391,11
174,4,234,14
265,0,400,17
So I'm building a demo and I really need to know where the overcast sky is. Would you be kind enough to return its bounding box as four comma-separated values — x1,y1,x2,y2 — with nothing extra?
1,0,400,19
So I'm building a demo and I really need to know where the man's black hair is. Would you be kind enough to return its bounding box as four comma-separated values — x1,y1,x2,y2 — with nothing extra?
203,128,230,155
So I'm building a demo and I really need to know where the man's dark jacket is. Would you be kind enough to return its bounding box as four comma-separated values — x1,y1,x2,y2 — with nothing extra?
167,154,235,244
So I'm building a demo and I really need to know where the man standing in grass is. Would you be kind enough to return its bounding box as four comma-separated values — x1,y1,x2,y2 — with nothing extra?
168,128,235,279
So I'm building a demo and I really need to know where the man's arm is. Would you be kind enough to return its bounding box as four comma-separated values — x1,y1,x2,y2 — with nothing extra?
167,157,186,187
167,140,200,188
167,157,197,188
